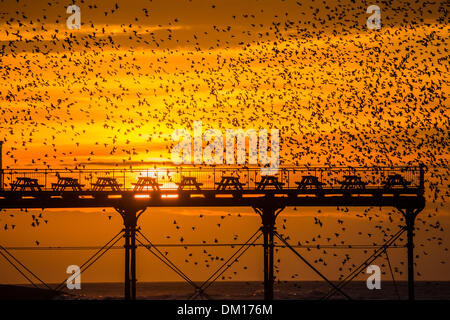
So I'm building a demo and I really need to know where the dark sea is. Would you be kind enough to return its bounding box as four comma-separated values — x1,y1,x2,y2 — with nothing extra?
55,281,450,300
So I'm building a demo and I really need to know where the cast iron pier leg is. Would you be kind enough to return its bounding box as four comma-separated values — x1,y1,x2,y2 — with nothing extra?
124,223,130,300
405,209,417,301
261,206,276,301
120,208,138,300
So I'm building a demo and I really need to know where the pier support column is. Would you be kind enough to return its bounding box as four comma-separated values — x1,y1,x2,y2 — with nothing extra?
405,209,417,301
124,221,131,300
255,205,281,301
117,207,143,300
399,206,422,301
0,141,3,190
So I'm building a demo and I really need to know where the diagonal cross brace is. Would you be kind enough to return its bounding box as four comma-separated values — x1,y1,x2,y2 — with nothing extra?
135,231,206,297
322,227,406,300
275,231,353,300
189,228,263,300
55,229,125,292
137,228,262,300
0,244,52,291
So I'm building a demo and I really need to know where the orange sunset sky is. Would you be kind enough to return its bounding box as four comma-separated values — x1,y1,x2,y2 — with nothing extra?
0,0,448,286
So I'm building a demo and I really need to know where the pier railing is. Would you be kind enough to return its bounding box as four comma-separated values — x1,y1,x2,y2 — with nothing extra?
0,165,425,192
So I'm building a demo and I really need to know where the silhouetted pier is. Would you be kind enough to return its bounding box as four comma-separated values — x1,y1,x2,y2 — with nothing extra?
0,164,425,300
